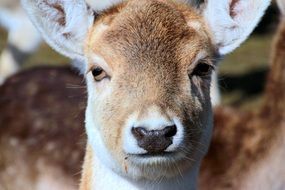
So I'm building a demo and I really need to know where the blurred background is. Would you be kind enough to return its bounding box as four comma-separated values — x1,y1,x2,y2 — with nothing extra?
0,1,283,189
0,2,281,112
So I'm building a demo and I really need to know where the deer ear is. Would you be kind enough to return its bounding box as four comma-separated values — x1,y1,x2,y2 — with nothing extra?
21,0,94,60
204,0,271,55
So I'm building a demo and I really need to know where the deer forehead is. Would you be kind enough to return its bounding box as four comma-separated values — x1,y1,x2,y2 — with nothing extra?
85,0,213,75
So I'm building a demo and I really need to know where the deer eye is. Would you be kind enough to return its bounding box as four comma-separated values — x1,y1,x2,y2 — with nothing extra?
191,61,213,77
92,67,107,81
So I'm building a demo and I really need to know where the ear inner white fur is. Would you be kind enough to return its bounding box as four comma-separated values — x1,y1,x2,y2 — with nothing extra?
21,0,94,61
204,0,271,55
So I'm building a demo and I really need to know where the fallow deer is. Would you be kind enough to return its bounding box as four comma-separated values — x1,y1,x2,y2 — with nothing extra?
19,0,269,189
1,15,284,189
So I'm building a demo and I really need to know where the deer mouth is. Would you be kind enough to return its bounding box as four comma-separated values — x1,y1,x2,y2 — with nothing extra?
124,150,196,179
126,150,185,165
129,151,176,158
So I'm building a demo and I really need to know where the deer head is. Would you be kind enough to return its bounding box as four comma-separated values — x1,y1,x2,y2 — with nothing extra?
22,0,270,185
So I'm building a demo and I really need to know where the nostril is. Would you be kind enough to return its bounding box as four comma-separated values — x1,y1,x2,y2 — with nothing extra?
131,125,177,154
164,125,177,138
131,127,147,140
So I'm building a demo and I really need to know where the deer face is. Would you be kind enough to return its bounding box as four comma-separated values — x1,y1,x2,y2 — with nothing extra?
84,0,214,179
22,0,270,181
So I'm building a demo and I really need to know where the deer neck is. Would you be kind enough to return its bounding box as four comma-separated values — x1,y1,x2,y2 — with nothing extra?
262,18,285,119
80,144,200,190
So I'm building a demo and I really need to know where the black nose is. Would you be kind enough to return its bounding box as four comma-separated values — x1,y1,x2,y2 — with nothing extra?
131,125,177,154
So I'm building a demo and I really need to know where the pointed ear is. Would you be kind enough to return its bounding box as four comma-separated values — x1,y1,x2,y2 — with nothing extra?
277,0,285,15
21,0,94,60
204,0,271,55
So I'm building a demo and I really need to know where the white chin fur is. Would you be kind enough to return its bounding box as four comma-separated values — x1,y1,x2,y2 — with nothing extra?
85,105,120,173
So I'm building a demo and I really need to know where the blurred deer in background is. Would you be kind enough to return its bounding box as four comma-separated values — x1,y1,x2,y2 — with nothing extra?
0,0,42,84
0,67,86,190
200,0,285,189
19,0,269,189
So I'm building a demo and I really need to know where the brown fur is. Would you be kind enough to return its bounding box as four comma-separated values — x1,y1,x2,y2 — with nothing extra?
0,66,86,189
0,16,283,188
230,0,239,17
82,0,216,183
1,0,282,189
199,12,285,190
80,145,93,190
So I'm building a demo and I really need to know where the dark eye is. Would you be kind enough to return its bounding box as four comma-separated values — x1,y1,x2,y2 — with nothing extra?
191,62,213,77
92,67,107,81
